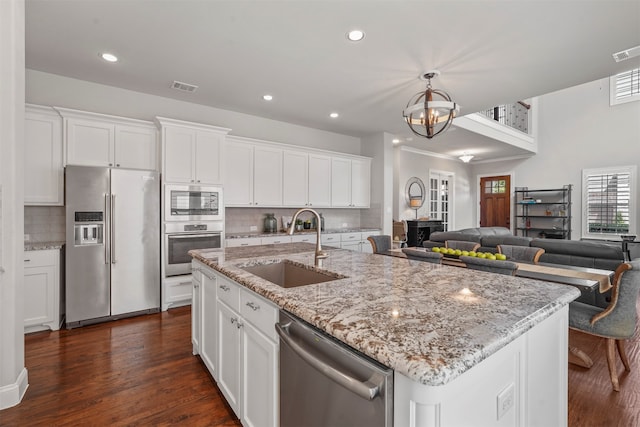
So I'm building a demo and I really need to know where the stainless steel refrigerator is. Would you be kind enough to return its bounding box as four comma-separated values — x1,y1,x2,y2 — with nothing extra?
65,166,160,327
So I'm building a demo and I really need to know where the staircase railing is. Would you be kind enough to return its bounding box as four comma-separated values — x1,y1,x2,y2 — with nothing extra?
479,101,531,134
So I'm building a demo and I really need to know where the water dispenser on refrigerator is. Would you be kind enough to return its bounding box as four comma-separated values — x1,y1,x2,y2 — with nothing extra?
73,211,104,246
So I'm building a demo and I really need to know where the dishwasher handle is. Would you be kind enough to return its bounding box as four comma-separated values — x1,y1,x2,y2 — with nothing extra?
275,322,381,401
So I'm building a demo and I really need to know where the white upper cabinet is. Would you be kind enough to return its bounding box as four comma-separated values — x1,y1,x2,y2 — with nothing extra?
283,150,332,208
307,154,332,207
57,107,158,170
157,117,231,185
253,145,283,206
331,157,352,207
224,139,254,206
115,124,157,170
24,104,63,205
331,156,371,208
283,150,308,207
224,137,282,207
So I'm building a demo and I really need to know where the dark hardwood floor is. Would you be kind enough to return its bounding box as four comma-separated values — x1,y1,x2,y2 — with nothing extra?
2,303,639,426
0,306,241,426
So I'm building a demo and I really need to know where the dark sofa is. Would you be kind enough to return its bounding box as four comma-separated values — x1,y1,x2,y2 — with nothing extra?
423,226,626,308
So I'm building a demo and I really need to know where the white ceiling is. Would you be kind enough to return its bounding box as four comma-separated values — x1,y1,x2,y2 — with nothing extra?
25,0,640,160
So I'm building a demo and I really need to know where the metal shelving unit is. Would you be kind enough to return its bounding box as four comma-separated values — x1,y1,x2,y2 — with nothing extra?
514,185,572,239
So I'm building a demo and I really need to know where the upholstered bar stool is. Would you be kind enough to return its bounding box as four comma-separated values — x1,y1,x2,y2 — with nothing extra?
569,260,640,391
402,248,443,264
445,240,481,252
367,235,392,254
497,244,545,264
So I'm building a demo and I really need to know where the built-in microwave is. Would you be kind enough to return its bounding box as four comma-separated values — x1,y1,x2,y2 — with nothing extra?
164,185,224,222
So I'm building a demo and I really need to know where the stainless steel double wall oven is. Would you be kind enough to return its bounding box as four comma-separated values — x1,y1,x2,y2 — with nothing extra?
164,184,224,276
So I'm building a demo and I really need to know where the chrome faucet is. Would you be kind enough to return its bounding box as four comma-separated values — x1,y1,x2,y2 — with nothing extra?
288,208,328,268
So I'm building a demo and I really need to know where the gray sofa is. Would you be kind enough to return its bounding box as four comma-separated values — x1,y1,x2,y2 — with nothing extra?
423,226,626,308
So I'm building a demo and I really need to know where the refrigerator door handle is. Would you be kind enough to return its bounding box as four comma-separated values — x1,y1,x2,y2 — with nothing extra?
111,194,117,264
105,193,110,265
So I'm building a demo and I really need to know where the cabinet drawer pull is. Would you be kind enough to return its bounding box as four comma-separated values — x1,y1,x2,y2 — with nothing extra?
246,301,260,311
240,243,249,246
219,284,230,292
24,259,31,262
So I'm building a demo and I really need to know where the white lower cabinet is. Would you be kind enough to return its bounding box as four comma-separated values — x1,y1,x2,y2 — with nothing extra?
194,266,278,427
200,268,218,379
322,231,381,253
226,237,262,248
191,262,203,354
24,249,62,333
163,275,193,310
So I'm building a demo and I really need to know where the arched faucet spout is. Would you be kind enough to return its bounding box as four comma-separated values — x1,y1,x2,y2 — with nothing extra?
288,208,328,268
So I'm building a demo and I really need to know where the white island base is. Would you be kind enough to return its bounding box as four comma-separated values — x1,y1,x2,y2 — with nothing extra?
394,306,568,427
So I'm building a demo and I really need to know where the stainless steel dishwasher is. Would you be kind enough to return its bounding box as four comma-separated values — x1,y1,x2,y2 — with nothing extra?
276,310,393,427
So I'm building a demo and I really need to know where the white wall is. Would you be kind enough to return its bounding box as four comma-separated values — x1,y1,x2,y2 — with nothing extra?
26,70,362,155
472,77,640,239
0,0,28,410
394,146,474,230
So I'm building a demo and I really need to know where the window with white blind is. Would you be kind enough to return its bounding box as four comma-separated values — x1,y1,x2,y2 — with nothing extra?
610,67,640,106
429,171,454,231
582,166,637,239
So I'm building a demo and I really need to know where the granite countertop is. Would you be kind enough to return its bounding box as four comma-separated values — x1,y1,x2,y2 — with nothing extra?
226,227,380,239
25,241,65,251
190,243,579,387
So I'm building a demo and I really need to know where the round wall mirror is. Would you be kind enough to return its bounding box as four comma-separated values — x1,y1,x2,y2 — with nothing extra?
405,177,425,210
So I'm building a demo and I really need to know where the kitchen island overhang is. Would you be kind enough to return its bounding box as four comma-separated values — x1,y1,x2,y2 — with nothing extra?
191,244,579,387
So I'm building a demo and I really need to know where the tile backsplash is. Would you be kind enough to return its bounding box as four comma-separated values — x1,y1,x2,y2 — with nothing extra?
225,207,362,234
24,205,372,241
24,206,66,242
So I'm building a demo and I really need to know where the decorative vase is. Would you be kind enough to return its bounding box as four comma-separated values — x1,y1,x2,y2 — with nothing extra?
263,213,277,233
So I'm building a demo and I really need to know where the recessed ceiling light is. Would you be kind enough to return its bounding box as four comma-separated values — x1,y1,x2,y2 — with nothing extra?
392,138,400,144
100,52,118,63
329,112,339,118
346,30,365,42
262,94,273,101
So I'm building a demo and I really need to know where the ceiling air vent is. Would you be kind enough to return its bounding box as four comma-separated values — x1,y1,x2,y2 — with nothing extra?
171,80,198,93
612,45,640,63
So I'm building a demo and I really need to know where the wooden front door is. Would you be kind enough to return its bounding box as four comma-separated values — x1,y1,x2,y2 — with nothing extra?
480,175,511,228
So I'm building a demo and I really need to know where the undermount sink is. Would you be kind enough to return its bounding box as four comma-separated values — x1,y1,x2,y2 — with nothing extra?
241,259,346,288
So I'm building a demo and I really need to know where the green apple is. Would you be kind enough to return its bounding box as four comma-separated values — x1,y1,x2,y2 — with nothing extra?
477,253,486,259
454,249,462,256
487,254,497,260
461,251,469,256
447,248,456,255
495,253,507,261
432,247,441,253
468,251,477,257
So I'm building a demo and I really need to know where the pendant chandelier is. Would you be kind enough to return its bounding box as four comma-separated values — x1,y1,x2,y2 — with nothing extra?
403,70,459,139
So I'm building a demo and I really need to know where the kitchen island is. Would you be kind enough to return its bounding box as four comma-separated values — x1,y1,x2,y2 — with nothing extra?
190,243,579,427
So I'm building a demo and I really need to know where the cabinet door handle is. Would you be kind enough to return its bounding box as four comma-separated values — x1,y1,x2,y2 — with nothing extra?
230,317,243,328
219,284,230,292
240,243,249,246
246,301,260,311
24,259,31,262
